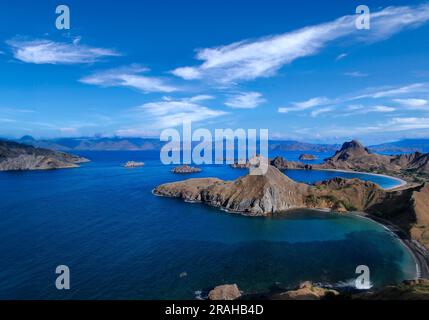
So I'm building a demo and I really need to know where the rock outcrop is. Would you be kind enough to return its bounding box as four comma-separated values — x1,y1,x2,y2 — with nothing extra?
171,165,202,174
124,161,145,168
410,183,429,249
273,281,339,300
208,284,241,300
270,156,312,170
354,279,429,300
299,154,317,161
0,139,89,171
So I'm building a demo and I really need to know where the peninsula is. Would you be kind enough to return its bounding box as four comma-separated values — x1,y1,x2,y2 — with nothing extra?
0,139,89,171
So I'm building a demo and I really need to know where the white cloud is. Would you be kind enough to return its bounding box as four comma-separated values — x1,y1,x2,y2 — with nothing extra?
224,92,265,109
387,117,429,130
343,71,368,77
80,65,178,93
59,127,79,135
115,128,160,137
310,107,333,117
172,3,429,83
187,95,215,102
339,105,395,117
393,98,428,108
372,105,395,112
133,96,228,128
0,118,16,123
7,38,120,64
335,53,348,61
171,66,202,80
354,83,427,99
278,97,331,113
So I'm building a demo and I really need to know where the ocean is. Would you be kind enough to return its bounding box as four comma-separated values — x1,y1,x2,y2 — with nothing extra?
0,151,416,299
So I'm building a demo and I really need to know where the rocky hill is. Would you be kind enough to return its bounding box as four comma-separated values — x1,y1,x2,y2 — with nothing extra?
154,165,388,216
317,140,429,176
155,166,311,215
0,139,89,171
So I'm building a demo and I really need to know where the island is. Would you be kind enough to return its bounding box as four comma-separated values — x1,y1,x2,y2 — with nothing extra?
230,156,312,170
0,139,89,171
124,161,145,168
171,165,202,174
299,153,317,161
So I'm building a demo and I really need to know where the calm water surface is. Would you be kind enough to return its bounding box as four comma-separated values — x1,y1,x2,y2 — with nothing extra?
0,151,415,299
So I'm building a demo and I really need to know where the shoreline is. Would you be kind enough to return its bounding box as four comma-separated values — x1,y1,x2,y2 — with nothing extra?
357,213,429,280
314,168,408,191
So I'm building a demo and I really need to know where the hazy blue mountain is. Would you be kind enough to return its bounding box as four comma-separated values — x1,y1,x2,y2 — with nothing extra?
16,136,165,151
369,139,429,153
13,136,342,152
269,140,340,152
13,136,429,154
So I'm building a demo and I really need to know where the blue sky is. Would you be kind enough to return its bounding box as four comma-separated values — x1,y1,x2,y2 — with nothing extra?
1,0,429,144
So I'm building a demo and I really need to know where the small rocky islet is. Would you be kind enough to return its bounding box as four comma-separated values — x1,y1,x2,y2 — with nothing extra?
299,153,317,161
124,161,145,168
171,165,202,174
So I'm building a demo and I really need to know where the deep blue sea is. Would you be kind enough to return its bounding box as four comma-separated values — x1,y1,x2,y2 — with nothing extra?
0,151,416,299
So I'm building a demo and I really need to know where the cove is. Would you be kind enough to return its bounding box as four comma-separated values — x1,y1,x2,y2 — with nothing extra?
283,168,404,190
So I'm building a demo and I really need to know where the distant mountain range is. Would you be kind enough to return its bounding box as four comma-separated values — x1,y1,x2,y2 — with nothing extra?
368,139,429,153
17,135,165,151
14,136,340,152
7,136,429,153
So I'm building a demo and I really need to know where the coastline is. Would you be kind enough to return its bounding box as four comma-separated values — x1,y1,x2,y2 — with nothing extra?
315,168,408,191
357,213,429,280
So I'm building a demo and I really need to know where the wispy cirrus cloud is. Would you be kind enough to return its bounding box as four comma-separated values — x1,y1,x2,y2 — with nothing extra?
295,117,429,141
7,37,120,64
224,92,265,109
80,65,178,93
335,53,348,61
310,107,334,118
130,96,228,129
172,3,429,83
339,105,396,116
393,98,428,108
279,83,428,117
278,97,331,113
354,83,428,99
343,71,368,77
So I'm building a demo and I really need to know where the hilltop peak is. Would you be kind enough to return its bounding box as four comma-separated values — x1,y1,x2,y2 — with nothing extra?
340,140,367,152
19,135,36,142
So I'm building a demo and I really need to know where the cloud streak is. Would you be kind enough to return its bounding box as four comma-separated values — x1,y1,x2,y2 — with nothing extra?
172,3,429,83
393,98,428,108
80,65,178,93
7,38,120,64
133,96,228,129
224,92,265,109
278,97,331,113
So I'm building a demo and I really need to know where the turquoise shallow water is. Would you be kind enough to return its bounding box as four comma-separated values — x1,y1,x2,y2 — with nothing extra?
0,151,416,299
